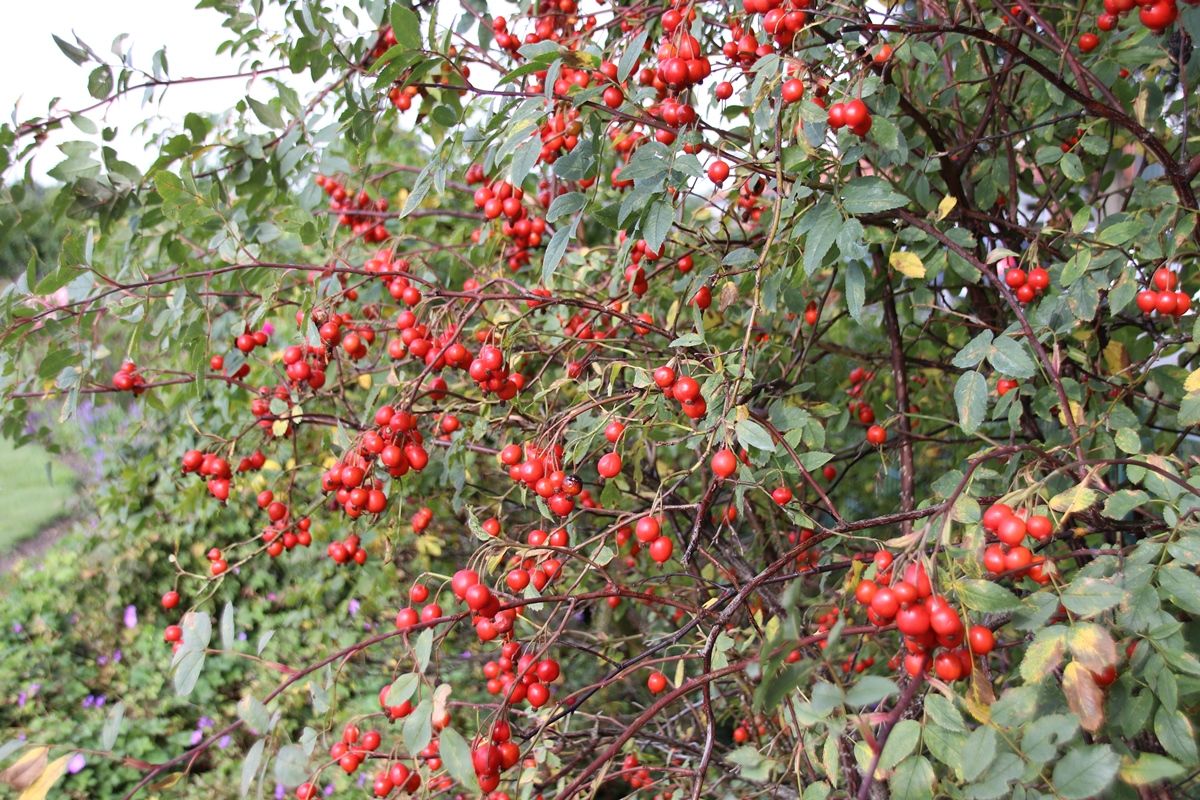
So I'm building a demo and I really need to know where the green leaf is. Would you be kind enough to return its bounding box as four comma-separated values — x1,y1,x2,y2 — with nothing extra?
1157,565,1200,614
735,419,776,453
414,628,433,672
962,726,997,782
438,727,476,792
53,34,89,65
952,331,993,368
617,30,648,82
1097,219,1141,246
802,198,842,275
956,579,1022,612
237,695,270,734
87,66,113,100
173,648,205,696
389,5,422,50
889,755,935,800
386,673,420,707
541,222,572,284
1060,152,1085,182
641,200,674,254
987,336,1036,379
273,743,309,788
241,739,265,797
546,191,586,222
845,261,865,322
841,177,908,214
1051,745,1119,799
101,701,125,750
879,720,921,771
1120,753,1185,785
954,370,988,434
1049,486,1100,514
844,676,898,707
220,602,235,649
248,97,284,129
403,698,433,754
1061,577,1124,617
1155,707,1199,764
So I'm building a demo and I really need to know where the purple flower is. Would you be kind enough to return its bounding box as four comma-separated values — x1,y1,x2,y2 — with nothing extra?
11,622,23,634
112,649,123,663
82,695,95,709
17,692,26,708
124,605,138,629
274,784,286,800
95,696,106,708
67,753,86,774
238,631,248,641
189,730,203,746
263,321,276,336
198,716,215,730
348,598,361,616
323,784,334,797
218,735,232,749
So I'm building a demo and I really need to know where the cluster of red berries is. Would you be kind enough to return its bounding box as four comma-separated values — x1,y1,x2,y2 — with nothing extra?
855,554,992,682
467,173,547,272
314,175,389,243
111,360,146,393
255,490,313,557
637,516,676,564
504,527,568,593
1136,267,1190,317
233,327,270,355
1078,0,1189,53
653,365,709,420
827,99,873,137
205,546,228,577
312,308,377,361
327,533,368,566
472,719,523,793
722,22,774,69
479,639,558,712
388,83,419,111
249,385,297,436
327,723,383,777
620,752,655,789
1001,260,1051,304
394,582,444,630
649,13,712,94
981,502,1054,583
468,345,525,400
181,448,233,501
278,344,327,389
499,441,588,517
754,0,812,49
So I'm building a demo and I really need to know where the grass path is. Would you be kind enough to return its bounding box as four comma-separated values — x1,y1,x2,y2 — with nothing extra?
0,438,77,554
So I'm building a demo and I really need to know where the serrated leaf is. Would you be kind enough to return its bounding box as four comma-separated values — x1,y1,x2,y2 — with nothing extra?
952,331,993,369
957,579,1022,612
1068,623,1117,674
1120,753,1185,785
1052,745,1119,798
1061,577,1123,617
890,755,935,800
987,336,1036,379
389,5,422,50
879,720,921,771
841,177,908,214
1102,489,1146,519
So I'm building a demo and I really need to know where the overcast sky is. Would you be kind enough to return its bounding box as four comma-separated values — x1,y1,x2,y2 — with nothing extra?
3,0,255,180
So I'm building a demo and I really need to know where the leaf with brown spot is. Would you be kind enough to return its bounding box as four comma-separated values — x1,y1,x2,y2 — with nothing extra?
0,747,48,791
1063,662,1104,733
1068,623,1118,674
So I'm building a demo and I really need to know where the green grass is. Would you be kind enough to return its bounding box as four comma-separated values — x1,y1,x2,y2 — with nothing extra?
0,438,77,553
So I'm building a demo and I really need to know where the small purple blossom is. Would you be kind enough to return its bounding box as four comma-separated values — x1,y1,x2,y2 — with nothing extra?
17,692,27,708
124,605,139,629
274,784,286,800
348,598,361,616
97,655,109,666
11,622,22,634
218,735,232,749
189,730,203,746
112,649,123,663
67,753,86,774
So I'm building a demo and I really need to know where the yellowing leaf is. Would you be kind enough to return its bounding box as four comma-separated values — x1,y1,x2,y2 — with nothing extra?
889,251,926,279
1062,662,1104,733
1,748,48,790
935,195,957,221
1185,368,1200,394
1101,341,1129,376
1049,486,1100,514
1057,400,1085,427
1068,623,1118,674
357,374,372,389
271,419,289,437
17,755,68,800
432,683,453,722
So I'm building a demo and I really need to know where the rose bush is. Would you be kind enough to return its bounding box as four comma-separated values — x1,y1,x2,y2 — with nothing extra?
2,0,1200,798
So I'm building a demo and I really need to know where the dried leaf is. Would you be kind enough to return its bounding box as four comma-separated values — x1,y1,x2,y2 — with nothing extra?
17,755,68,800
935,195,957,221
0,748,48,790
1062,662,1104,733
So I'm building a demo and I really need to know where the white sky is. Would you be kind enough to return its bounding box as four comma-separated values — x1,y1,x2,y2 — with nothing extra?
2,0,252,180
